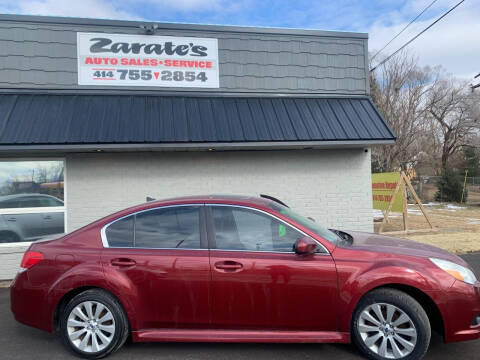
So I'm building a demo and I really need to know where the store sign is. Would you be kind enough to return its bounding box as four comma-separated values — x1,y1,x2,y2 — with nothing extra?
77,32,219,88
372,172,403,212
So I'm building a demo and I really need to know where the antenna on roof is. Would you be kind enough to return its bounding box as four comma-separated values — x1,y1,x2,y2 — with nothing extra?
146,196,156,202
260,194,289,208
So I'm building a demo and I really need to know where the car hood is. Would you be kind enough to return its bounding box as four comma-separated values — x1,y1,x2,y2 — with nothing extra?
340,231,469,267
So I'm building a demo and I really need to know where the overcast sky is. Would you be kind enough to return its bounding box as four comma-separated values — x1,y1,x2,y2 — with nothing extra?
0,0,478,81
0,161,62,185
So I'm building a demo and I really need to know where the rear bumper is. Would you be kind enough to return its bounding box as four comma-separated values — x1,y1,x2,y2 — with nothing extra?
437,280,480,343
10,271,53,333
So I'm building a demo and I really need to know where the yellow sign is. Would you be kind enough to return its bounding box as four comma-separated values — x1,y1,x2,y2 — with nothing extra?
372,172,403,212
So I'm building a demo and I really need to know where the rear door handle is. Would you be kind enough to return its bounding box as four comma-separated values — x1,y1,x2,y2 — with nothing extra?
214,261,243,272
111,258,136,267
6,217,16,222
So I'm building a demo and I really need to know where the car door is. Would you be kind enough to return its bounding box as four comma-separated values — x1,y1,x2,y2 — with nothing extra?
38,196,65,236
207,204,338,331
1,213,38,241
4,197,45,241
41,211,64,236
101,205,211,330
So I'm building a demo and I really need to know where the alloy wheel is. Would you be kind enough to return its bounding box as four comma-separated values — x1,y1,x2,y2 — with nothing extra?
357,302,417,359
66,301,116,353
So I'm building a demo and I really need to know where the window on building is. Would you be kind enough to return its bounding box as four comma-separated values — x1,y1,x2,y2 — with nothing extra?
211,206,302,252
135,206,200,249
0,160,65,244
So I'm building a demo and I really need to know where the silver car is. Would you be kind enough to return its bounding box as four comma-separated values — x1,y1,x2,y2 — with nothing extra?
0,193,64,243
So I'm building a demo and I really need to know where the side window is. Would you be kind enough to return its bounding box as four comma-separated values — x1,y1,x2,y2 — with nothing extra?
0,199,20,208
39,197,63,207
52,198,64,206
211,206,303,252
105,215,134,247
38,198,52,207
135,206,200,249
18,197,42,207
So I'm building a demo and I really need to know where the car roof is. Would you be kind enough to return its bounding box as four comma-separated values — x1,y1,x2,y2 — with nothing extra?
147,194,275,207
99,194,278,222
76,195,289,234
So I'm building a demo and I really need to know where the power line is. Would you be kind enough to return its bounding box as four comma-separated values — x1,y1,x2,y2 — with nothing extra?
370,0,466,72
370,0,439,62
472,74,480,90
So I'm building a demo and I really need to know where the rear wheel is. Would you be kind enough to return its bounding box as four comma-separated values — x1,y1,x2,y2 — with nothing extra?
59,289,129,359
351,288,431,360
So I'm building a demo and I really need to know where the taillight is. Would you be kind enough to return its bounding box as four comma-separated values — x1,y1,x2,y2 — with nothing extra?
20,251,44,269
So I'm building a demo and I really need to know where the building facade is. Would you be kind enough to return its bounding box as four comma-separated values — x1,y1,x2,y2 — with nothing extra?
0,14,395,279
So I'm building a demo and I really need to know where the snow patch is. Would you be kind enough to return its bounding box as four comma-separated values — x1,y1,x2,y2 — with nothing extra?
373,209,401,219
446,204,466,210
408,209,422,214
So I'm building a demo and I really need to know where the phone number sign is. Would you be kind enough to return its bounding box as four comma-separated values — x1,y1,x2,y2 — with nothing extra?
77,32,219,88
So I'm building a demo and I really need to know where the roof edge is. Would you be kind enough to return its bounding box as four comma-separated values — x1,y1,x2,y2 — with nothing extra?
0,14,369,39
0,140,395,155
0,89,370,99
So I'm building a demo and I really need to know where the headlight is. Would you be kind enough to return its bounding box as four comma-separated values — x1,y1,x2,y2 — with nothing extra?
430,258,477,285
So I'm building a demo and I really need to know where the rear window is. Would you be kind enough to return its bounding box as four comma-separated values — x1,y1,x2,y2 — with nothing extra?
135,206,200,249
104,206,200,249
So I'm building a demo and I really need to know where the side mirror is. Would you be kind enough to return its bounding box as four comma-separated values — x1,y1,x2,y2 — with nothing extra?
294,236,317,255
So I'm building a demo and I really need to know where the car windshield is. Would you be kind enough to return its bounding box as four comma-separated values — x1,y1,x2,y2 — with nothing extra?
269,202,340,244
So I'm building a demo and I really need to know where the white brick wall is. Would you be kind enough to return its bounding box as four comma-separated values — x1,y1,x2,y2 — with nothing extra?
66,149,373,233
0,244,29,280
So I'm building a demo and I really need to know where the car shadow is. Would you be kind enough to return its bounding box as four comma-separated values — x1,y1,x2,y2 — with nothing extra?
2,304,479,360
121,340,364,359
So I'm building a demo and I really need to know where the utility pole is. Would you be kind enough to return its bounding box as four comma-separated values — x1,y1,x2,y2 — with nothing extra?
461,169,468,203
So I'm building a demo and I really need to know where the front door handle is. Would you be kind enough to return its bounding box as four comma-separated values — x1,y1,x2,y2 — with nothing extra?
6,217,16,222
214,260,243,272
111,258,136,267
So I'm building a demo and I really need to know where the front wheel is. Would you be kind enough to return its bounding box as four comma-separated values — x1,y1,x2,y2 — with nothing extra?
351,288,431,360
59,289,129,359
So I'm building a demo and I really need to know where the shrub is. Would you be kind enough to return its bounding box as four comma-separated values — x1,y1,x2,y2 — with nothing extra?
435,169,467,203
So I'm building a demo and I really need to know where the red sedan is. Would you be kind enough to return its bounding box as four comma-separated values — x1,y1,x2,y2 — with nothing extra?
10,195,480,359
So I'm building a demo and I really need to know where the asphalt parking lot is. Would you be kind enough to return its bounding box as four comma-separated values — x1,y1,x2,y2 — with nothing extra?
2,253,480,360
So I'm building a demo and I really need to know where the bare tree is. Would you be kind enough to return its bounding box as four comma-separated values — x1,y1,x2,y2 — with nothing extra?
370,52,432,172
35,165,48,184
425,77,480,171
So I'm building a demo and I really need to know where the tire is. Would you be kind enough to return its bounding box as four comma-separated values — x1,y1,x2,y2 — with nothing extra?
351,288,431,360
59,289,129,359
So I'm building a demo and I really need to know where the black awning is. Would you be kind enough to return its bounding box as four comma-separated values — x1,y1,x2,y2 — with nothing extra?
0,94,395,151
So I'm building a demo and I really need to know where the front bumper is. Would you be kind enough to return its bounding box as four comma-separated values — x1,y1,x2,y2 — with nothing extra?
437,280,480,343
